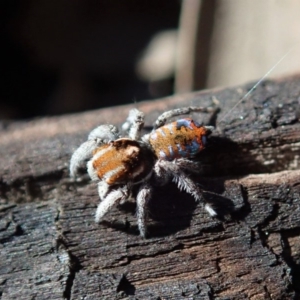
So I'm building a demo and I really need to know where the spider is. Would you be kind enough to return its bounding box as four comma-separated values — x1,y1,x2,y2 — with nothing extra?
70,104,218,237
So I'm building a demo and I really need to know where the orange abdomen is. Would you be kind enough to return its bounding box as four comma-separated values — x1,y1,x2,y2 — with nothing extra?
148,118,209,160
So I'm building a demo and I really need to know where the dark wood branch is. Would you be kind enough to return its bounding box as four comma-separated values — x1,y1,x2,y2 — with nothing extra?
1,74,300,299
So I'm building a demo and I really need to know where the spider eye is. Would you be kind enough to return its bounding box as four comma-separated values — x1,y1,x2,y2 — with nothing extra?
202,135,207,145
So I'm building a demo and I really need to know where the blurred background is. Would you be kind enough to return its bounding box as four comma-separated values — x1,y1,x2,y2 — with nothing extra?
1,0,300,120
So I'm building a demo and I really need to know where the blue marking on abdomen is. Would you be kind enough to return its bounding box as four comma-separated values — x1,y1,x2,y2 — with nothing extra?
185,139,201,156
168,145,174,159
159,150,167,159
176,119,193,130
176,143,188,157
176,118,202,130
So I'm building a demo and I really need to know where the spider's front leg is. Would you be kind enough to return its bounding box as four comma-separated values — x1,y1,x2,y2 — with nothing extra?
121,108,145,140
87,124,120,141
95,184,130,223
154,159,217,217
97,181,111,201
70,139,103,178
69,124,119,178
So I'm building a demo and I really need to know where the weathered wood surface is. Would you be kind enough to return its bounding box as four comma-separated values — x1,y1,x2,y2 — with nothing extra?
1,74,300,299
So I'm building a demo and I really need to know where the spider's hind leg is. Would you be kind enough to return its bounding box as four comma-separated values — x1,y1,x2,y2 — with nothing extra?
154,159,217,217
153,99,219,129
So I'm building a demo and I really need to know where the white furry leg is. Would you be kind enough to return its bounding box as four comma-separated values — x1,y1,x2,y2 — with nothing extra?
95,186,129,223
70,124,120,178
121,108,145,140
205,204,217,217
174,158,202,174
70,139,100,178
153,105,217,129
136,183,152,238
154,160,217,217
153,160,170,186
172,170,202,202
97,181,110,201
88,124,119,141
153,160,198,197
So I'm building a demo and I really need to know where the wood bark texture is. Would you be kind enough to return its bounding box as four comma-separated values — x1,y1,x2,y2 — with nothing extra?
1,74,300,299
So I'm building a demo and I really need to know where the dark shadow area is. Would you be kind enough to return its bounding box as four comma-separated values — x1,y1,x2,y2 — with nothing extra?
196,134,280,177
100,184,199,238
0,35,57,119
116,274,136,296
0,1,181,119
280,229,300,298
146,184,199,238
99,178,248,238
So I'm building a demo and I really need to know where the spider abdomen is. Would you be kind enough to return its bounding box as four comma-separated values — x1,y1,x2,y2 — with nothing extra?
88,138,153,185
148,118,211,160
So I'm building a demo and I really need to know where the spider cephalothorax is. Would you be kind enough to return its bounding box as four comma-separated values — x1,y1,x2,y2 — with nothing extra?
88,138,154,185
70,105,218,237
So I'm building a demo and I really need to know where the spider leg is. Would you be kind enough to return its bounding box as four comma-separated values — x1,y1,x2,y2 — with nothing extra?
174,158,203,174
121,108,145,140
88,124,119,141
70,124,120,178
136,183,152,238
154,160,217,217
95,185,129,223
153,103,218,129
70,139,102,178
97,181,110,200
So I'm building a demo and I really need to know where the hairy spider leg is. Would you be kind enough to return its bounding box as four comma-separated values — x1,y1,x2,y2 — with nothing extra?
136,183,152,238
95,185,129,223
121,108,145,140
153,104,218,129
154,159,217,216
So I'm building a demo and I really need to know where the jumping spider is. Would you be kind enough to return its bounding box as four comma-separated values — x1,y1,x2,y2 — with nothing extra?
70,104,218,237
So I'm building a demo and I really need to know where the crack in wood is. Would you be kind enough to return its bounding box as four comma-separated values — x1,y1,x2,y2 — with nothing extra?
280,229,300,296
0,170,66,203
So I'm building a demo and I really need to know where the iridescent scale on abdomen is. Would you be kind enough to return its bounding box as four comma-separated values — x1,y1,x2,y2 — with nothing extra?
148,118,209,160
